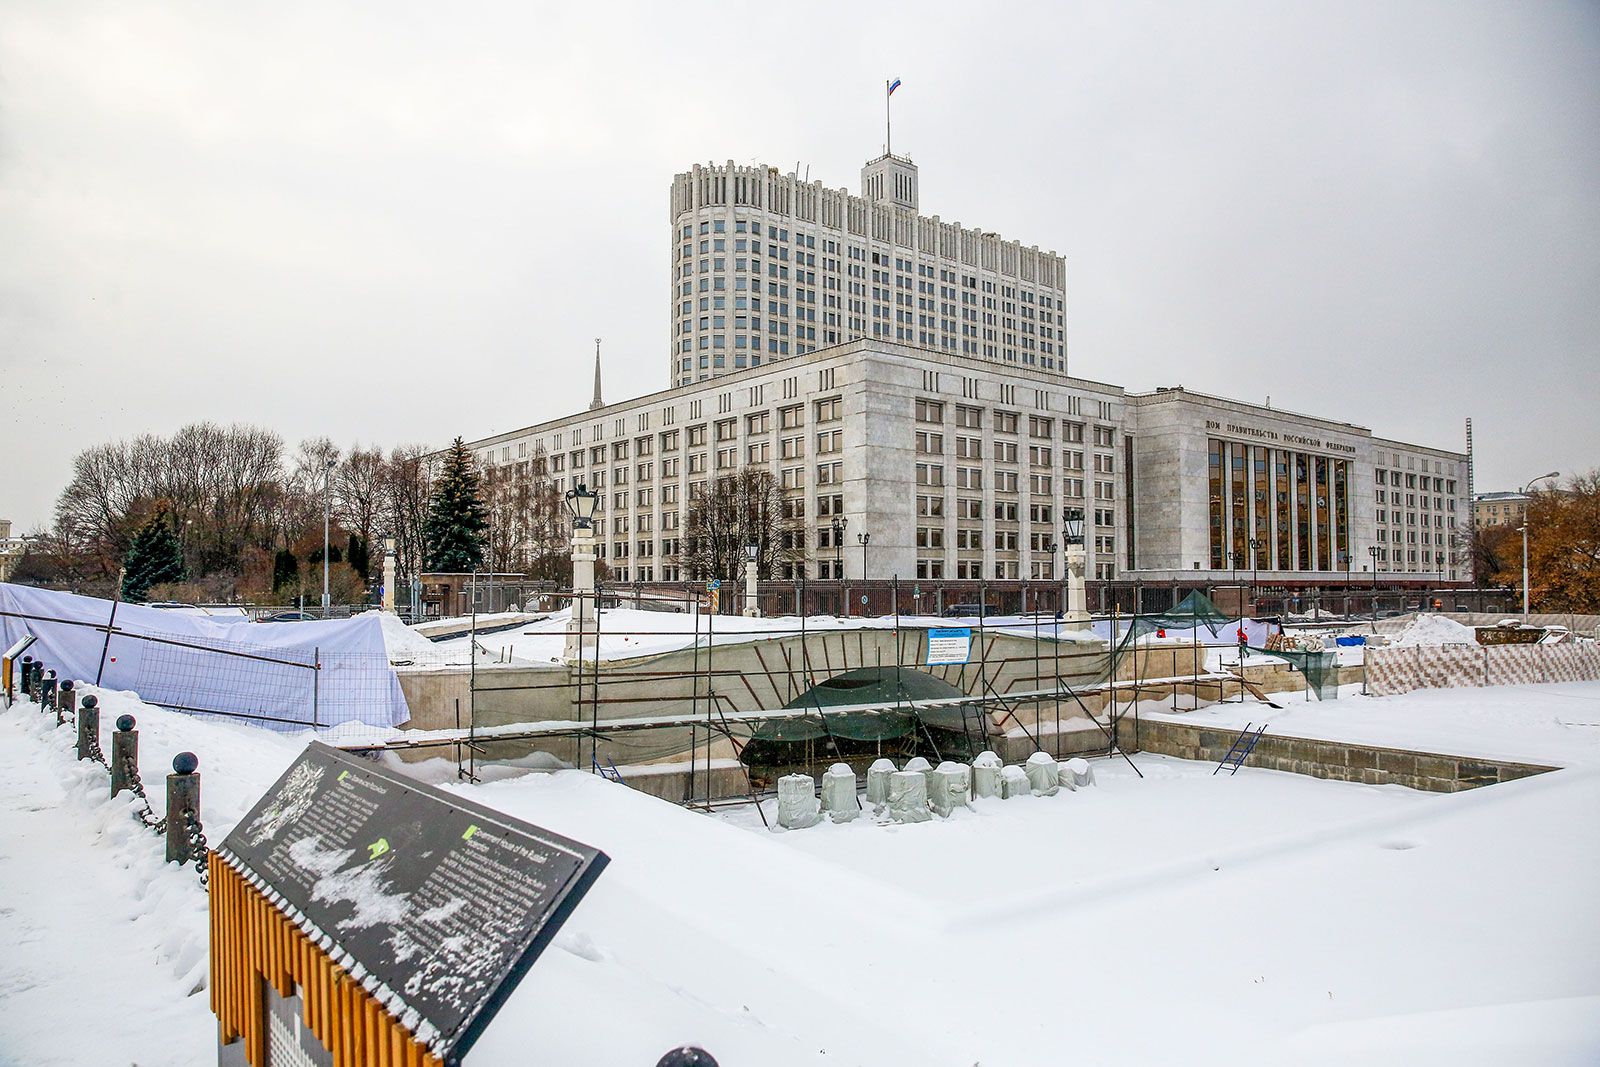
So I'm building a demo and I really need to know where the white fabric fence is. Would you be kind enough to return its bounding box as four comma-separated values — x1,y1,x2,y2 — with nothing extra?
0,584,408,731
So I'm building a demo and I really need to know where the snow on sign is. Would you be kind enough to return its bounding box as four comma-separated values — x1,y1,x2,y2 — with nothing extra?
215,742,608,1066
925,627,972,666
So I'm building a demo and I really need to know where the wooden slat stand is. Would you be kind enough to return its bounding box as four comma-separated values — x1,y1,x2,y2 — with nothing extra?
210,855,443,1067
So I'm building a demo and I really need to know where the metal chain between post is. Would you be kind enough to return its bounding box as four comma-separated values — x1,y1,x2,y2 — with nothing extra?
182,807,209,887
120,753,167,833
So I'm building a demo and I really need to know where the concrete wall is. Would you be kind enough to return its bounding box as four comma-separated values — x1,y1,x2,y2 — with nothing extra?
399,626,1114,732
1129,717,1553,792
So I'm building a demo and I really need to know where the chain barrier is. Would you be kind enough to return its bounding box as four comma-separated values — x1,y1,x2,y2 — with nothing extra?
183,808,210,888
119,752,167,833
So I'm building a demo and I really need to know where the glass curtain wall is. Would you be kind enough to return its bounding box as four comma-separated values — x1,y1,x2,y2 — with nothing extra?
1210,438,1349,575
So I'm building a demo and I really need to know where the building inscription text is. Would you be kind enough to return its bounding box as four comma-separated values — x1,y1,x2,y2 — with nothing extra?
1205,420,1357,454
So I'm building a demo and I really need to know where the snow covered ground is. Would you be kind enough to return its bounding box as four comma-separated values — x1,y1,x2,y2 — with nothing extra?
1142,680,1600,768
2,681,1598,1065
406,606,1103,667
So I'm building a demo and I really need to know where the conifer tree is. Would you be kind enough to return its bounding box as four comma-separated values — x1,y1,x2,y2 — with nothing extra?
272,548,299,593
422,438,487,573
121,506,186,602
347,534,370,580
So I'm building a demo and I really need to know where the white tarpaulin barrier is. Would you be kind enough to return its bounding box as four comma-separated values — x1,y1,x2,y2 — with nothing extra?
0,584,408,731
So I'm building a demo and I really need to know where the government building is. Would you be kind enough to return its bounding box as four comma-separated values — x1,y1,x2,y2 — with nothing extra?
458,152,1471,606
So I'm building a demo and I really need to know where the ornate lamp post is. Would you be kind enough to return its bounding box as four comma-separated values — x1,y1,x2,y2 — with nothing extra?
1062,507,1088,627
743,542,761,618
1518,471,1559,617
381,536,397,613
857,531,871,614
831,516,848,616
562,483,600,660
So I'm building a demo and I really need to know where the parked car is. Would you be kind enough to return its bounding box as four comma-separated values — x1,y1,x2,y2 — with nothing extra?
260,610,318,623
942,603,996,618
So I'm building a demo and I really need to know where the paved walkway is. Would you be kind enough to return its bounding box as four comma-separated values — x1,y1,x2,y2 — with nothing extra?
0,705,214,1067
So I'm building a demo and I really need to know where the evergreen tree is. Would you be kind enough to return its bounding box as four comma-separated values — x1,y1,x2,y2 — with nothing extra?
346,534,370,579
121,507,186,602
272,548,299,593
422,438,487,573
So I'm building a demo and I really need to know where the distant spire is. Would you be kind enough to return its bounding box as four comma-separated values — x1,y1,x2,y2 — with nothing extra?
589,338,603,410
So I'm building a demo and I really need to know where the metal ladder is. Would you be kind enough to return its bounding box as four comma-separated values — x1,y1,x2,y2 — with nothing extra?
1214,723,1267,775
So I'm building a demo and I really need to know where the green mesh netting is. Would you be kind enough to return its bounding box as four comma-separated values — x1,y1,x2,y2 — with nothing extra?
738,666,990,768
1250,648,1340,700
1103,591,1238,678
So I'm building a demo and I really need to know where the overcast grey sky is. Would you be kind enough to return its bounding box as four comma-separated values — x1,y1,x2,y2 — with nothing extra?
2,0,1596,530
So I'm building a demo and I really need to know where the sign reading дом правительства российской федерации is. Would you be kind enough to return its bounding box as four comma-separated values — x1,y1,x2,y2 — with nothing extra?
217,742,608,1065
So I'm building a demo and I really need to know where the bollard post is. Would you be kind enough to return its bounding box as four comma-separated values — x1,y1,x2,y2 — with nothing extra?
56,679,75,727
76,693,99,761
165,752,200,864
656,1049,719,1067
41,670,57,714
18,656,33,700
110,714,138,797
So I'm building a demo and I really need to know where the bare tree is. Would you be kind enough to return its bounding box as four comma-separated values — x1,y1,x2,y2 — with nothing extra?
335,445,385,575
676,466,800,582
380,444,434,585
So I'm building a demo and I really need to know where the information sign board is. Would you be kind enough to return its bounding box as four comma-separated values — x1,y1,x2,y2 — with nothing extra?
218,742,608,1065
926,627,972,666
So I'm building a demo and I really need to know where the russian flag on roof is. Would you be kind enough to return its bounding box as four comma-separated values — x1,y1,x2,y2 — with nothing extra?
887,78,902,96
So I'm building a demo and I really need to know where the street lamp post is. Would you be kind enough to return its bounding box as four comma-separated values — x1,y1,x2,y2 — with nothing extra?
562,483,600,660
321,459,336,614
857,531,871,614
832,516,847,617
1518,471,1559,617
1368,545,1380,624
1062,508,1088,627
743,542,761,618
1248,537,1261,618
1340,549,1350,619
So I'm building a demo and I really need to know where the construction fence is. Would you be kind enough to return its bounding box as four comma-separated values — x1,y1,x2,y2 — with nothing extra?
1366,642,1600,697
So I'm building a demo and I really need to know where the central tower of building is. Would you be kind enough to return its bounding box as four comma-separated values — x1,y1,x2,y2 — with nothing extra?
667,154,1069,387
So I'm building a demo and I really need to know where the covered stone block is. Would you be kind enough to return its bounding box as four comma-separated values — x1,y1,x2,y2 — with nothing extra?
972,751,1004,799
821,762,859,822
1000,765,1031,800
930,761,971,816
865,758,897,808
1064,757,1095,788
776,773,821,829
1025,752,1060,796
888,770,931,823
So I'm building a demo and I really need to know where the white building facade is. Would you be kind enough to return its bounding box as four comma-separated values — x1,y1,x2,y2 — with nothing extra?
669,155,1068,387
464,345,1469,590
1124,388,1469,583
461,153,1470,595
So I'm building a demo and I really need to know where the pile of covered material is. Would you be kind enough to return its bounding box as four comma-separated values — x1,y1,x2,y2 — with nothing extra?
774,750,1096,830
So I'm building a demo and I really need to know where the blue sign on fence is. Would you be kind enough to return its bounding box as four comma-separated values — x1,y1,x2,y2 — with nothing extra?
926,627,972,666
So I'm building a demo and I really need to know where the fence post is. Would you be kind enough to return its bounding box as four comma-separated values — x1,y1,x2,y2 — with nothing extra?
19,656,34,700
56,679,75,727
41,670,57,713
110,714,138,797
75,694,99,760
165,752,200,864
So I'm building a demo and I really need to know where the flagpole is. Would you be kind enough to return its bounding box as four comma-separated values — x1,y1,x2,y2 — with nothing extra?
885,80,892,157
